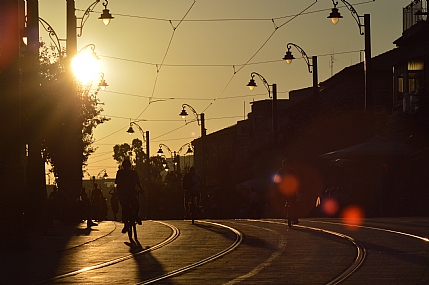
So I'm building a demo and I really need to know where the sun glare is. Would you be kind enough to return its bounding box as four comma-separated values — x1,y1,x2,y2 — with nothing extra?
71,52,101,85
341,205,365,230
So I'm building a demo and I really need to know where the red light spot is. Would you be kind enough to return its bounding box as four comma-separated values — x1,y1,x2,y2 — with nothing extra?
278,174,299,197
322,198,339,216
341,205,365,230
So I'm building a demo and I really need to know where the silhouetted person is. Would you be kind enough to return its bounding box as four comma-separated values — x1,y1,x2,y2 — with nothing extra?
248,188,260,218
182,166,202,219
47,185,61,224
109,187,119,221
115,159,143,233
91,183,103,222
275,159,301,226
79,187,97,227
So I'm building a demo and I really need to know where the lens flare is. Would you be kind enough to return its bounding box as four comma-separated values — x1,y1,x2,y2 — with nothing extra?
321,197,339,216
278,174,299,197
341,205,365,230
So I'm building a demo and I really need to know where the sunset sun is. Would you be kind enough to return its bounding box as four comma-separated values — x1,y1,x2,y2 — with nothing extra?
71,52,101,85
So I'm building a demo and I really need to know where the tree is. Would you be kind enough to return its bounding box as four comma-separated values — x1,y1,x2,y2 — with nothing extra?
39,42,109,180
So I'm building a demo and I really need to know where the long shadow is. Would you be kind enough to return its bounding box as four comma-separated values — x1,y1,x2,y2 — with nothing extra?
360,240,429,267
127,227,176,284
195,221,279,252
1,221,98,284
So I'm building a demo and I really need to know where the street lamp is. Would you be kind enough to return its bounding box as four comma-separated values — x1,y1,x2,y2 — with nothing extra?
246,72,278,142
126,121,150,183
96,169,108,179
177,143,194,172
98,73,108,91
76,0,114,37
157,144,178,172
98,0,115,25
328,0,372,114
157,142,194,173
179,104,206,182
283,43,319,103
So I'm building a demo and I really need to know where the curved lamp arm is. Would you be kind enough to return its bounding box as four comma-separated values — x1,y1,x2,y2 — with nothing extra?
180,104,200,125
284,43,313,73
96,169,108,179
127,121,147,142
77,0,100,37
78,43,97,57
247,72,272,98
331,0,364,35
177,143,193,155
158,143,173,158
38,17,63,58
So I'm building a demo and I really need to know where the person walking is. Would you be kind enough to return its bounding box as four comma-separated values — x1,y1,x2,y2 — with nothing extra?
274,159,301,227
91,183,103,222
109,187,120,221
79,187,97,227
182,167,202,220
115,159,144,233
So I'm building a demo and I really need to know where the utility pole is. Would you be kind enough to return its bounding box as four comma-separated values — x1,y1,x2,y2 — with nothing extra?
24,0,47,223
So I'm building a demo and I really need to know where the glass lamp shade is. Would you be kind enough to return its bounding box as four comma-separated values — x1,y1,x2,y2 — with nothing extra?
126,126,134,134
328,7,342,25
283,50,295,64
179,109,188,119
247,78,257,90
99,79,108,90
157,148,163,156
99,9,114,25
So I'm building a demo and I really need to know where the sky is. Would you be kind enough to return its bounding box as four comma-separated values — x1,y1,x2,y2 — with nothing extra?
38,0,412,181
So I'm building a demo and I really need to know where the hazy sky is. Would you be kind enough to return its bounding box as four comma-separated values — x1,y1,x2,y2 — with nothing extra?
38,0,411,179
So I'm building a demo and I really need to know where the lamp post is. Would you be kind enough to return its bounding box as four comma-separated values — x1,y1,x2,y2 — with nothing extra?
62,0,113,201
283,43,319,105
177,143,194,172
179,104,206,182
327,0,372,114
157,142,194,173
157,144,178,172
246,72,278,143
126,121,150,184
96,169,108,179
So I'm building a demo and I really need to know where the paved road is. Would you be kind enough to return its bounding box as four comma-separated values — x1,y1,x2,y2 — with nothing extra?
1,217,428,284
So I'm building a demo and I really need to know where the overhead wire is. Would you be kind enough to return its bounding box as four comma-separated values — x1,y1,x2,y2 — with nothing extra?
202,1,318,113
78,1,374,23
92,1,320,151
86,0,376,167
134,0,196,120
100,49,363,68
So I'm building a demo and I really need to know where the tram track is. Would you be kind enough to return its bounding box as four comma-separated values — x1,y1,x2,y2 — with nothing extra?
33,220,180,285
137,220,243,284
33,220,243,285
245,219,367,285
19,218,427,284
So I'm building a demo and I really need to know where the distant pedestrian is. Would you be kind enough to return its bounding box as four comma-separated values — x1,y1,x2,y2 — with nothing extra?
79,187,97,227
109,187,120,221
115,159,144,233
275,159,301,226
47,185,61,223
91,183,103,222
248,188,260,218
182,166,202,219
